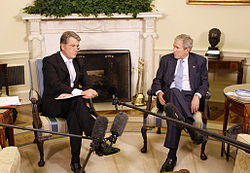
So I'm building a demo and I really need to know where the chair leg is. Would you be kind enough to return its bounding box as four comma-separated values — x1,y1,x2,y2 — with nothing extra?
37,140,45,167
200,136,208,160
33,131,38,144
141,126,148,153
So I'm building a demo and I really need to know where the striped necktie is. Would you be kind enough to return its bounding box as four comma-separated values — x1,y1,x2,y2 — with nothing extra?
66,60,76,88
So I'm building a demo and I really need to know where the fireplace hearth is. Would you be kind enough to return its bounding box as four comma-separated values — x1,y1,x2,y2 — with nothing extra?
77,50,131,102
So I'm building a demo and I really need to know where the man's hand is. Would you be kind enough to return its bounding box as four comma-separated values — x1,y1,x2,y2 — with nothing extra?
191,94,200,113
158,91,166,105
82,89,98,99
57,93,73,99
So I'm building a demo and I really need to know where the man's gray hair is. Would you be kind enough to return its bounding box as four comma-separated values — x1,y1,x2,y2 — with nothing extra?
175,34,193,50
60,31,81,44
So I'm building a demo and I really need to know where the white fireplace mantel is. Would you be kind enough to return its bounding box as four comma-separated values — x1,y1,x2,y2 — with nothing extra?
22,12,163,97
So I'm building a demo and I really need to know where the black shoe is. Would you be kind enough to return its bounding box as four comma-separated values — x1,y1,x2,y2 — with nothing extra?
160,157,177,172
70,162,82,173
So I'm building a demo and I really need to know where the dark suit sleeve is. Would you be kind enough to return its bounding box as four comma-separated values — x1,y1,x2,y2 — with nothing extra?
43,57,73,97
196,57,209,97
151,56,166,94
76,58,92,90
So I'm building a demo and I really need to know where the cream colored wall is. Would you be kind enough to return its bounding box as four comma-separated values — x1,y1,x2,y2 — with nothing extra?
152,1,250,102
154,1,250,52
0,0,250,103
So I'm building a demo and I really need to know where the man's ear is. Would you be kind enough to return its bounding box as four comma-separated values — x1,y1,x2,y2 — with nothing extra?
185,48,191,53
60,43,64,51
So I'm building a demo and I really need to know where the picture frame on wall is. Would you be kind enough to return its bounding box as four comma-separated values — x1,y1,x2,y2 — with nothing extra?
187,0,250,5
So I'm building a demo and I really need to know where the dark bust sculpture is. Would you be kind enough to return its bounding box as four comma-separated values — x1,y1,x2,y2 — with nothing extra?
205,28,221,58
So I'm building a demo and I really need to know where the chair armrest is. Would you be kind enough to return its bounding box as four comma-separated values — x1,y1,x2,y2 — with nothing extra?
87,98,100,118
29,89,42,129
143,89,154,119
203,90,212,121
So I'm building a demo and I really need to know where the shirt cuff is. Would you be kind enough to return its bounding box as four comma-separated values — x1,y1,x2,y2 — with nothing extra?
195,92,202,99
155,90,163,96
72,88,82,96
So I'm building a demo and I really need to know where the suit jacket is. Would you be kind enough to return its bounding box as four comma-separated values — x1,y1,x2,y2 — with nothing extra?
152,52,209,98
41,51,91,116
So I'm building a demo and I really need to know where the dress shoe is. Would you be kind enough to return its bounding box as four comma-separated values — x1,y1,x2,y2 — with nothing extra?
160,157,177,172
70,162,82,173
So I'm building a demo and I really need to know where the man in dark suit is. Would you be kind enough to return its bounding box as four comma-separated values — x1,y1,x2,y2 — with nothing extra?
42,31,98,173
151,34,209,172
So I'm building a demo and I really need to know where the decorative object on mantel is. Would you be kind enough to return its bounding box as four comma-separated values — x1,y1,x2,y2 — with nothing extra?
205,28,221,59
132,57,146,106
23,0,155,18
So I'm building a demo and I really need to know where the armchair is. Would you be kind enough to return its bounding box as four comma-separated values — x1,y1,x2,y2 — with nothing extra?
141,89,211,160
28,59,99,167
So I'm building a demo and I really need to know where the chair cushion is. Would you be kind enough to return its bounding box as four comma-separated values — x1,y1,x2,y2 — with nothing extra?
38,114,68,137
0,146,21,173
143,106,206,129
233,134,250,173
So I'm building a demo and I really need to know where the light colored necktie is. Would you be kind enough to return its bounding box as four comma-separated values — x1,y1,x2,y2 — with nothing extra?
175,60,184,91
66,60,76,88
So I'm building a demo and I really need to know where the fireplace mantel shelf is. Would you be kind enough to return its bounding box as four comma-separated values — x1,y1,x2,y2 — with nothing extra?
21,12,163,20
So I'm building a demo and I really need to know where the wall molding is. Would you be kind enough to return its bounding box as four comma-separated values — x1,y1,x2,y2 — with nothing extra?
0,51,29,63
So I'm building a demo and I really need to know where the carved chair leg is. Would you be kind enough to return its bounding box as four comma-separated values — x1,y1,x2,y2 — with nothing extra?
37,140,45,167
33,131,38,144
156,127,161,134
141,126,148,153
200,136,208,160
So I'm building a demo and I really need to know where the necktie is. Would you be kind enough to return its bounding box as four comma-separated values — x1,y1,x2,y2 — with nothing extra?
66,60,76,88
175,60,184,91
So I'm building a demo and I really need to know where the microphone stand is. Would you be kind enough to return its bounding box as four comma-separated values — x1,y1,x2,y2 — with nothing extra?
0,123,109,173
0,123,92,140
112,97,250,153
80,147,94,173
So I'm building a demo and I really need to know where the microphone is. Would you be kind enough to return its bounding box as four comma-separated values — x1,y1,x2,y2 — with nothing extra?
164,103,186,122
90,116,109,156
109,112,128,144
81,116,109,172
100,112,128,156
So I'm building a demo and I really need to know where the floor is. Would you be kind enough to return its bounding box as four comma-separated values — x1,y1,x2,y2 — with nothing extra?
6,101,240,172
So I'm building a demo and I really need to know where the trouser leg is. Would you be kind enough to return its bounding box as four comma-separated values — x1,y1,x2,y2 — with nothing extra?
62,97,95,163
163,88,194,149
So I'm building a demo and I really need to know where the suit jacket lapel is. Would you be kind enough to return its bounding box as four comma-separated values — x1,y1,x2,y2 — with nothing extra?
73,59,80,86
169,56,177,84
56,52,71,85
188,54,196,90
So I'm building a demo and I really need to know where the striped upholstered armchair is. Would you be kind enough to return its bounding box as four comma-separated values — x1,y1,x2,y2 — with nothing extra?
141,89,211,160
28,59,99,167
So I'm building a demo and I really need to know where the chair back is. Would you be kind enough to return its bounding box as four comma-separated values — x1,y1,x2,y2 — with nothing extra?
28,59,44,98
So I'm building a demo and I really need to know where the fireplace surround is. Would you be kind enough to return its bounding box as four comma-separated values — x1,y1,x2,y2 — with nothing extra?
22,13,162,98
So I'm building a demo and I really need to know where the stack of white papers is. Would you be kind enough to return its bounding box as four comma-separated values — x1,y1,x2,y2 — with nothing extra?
0,96,21,107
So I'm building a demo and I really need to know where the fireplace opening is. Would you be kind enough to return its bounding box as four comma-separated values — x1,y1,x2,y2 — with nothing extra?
77,50,131,102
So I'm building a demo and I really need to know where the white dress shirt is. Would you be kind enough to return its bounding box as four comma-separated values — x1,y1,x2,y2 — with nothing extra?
60,52,82,96
156,54,202,99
